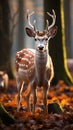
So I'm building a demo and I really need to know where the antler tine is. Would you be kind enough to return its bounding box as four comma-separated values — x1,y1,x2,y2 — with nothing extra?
27,10,36,31
47,9,56,30
33,19,37,32
46,20,49,31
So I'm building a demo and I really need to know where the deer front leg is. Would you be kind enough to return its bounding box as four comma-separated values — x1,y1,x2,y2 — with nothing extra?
16,79,24,111
28,80,37,113
31,87,37,113
43,81,49,113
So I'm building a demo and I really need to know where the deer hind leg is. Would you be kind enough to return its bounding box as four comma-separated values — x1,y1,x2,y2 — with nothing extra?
26,86,31,112
16,79,24,111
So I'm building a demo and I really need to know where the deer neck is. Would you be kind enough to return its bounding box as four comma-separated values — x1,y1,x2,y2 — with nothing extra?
34,50,48,85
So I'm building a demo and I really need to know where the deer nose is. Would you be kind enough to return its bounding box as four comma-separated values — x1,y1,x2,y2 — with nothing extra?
38,45,44,50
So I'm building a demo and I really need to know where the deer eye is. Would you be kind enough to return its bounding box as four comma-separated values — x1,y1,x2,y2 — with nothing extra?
45,38,48,41
35,38,37,41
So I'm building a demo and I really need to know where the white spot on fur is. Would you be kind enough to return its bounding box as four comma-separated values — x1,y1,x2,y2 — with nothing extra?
18,63,25,67
26,65,28,68
22,58,29,62
19,68,27,73
19,57,22,59
16,60,18,63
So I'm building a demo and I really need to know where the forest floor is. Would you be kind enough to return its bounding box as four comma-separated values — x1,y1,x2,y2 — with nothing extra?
0,79,73,130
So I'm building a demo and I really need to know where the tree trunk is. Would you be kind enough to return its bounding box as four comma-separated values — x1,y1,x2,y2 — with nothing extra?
44,0,73,86
0,0,13,78
17,0,24,51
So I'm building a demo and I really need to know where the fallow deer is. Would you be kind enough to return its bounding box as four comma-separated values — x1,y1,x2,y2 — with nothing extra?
15,10,57,113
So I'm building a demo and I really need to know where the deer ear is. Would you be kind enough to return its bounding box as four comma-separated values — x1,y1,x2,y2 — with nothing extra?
26,27,35,37
47,26,58,39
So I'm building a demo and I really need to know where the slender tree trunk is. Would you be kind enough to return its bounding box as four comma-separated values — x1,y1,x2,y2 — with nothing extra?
17,0,24,51
64,0,71,58
44,0,73,86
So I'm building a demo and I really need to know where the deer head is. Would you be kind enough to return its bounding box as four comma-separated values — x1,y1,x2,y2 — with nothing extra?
26,10,57,53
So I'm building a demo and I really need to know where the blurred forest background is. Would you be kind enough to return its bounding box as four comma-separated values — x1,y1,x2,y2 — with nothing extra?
0,0,73,86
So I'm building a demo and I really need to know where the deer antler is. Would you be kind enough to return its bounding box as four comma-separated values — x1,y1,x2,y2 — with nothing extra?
27,10,36,31
46,9,56,31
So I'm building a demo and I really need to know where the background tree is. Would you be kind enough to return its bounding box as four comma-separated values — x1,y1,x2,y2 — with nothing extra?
0,0,18,78
0,0,12,77
17,0,24,51
44,0,73,85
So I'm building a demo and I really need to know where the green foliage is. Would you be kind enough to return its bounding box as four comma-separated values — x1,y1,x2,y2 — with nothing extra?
0,103,16,126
